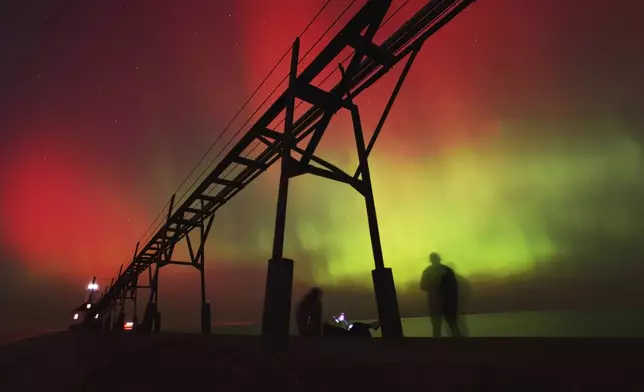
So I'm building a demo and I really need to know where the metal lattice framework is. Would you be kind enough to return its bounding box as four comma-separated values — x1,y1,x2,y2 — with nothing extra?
83,0,478,344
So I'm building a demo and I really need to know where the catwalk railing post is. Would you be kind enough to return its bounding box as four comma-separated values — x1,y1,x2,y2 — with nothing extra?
261,38,299,350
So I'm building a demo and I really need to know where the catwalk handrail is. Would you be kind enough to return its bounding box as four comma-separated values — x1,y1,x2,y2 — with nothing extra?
94,0,475,311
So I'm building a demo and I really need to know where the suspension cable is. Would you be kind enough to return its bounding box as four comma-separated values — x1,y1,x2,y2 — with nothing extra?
135,0,413,259
171,0,357,211
226,0,412,181
213,0,361,183
134,0,334,248
105,0,414,296
214,0,411,193
255,0,412,142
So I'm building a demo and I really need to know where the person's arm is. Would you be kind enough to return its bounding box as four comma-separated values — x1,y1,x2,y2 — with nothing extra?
420,269,429,292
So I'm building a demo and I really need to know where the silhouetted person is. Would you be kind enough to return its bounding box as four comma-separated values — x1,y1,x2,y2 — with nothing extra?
296,287,323,338
420,253,461,337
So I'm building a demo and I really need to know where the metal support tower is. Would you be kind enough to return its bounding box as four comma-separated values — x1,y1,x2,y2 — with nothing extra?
137,194,215,335
261,0,428,344
83,0,478,343
112,246,140,331
260,38,300,350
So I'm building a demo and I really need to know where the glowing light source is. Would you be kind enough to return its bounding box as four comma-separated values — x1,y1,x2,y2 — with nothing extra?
73,313,79,320
124,321,134,331
87,282,99,291
86,303,92,309
95,314,99,319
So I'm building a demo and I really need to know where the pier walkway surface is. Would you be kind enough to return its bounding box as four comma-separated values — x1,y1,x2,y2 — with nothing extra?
0,331,641,390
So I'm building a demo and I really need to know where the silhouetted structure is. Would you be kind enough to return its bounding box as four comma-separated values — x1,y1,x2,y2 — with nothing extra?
420,253,461,337
79,0,478,348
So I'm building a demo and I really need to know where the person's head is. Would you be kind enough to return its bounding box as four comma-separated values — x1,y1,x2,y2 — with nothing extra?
306,286,323,301
430,252,441,265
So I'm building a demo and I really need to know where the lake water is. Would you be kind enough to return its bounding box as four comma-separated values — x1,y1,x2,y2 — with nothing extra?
3,310,642,345
212,310,644,338
0,329,64,345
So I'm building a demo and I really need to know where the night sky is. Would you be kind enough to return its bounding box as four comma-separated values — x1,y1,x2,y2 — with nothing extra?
1,0,643,333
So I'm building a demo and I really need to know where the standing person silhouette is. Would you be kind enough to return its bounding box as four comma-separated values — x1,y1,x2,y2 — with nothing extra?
420,253,461,337
295,287,323,338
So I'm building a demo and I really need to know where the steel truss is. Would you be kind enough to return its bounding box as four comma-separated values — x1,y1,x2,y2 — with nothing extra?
83,0,477,344
93,194,215,335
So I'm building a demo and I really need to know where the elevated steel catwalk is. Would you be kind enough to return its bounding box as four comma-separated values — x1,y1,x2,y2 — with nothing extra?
88,0,477,330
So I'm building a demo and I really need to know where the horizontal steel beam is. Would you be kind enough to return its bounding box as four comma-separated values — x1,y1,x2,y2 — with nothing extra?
92,0,476,312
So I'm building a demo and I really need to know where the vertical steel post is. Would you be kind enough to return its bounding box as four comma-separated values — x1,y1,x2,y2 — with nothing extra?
271,40,298,262
116,264,126,331
351,106,404,339
130,242,140,328
200,264,211,335
105,277,114,331
261,38,299,350
146,263,160,332
351,108,385,270
155,194,175,332
344,49,422,339
200,213,214,335
132,278,138,328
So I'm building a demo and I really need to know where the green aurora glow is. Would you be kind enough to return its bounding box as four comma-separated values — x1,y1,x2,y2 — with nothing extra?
206,117,643,294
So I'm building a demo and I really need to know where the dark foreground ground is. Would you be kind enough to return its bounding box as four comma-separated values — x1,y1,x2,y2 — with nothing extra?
0,332,641,391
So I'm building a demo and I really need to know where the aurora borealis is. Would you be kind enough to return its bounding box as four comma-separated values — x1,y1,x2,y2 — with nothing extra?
1,0,643,332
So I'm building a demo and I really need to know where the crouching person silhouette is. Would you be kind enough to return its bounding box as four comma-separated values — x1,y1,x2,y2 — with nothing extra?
296,287,323,338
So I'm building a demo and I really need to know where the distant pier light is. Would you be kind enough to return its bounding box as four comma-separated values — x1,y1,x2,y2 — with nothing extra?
86,303,92,309
73,313,79,320
87,282,99,291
